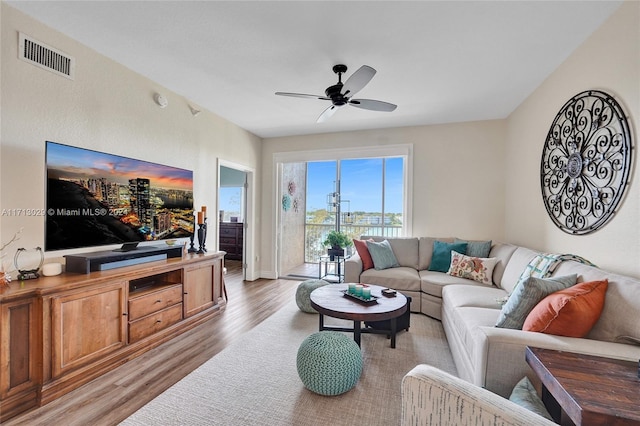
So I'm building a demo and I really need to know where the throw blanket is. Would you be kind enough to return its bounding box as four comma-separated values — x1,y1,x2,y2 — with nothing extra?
497,253,596,303
518,253,596,282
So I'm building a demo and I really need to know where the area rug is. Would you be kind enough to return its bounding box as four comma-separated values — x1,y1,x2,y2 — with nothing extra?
120,301,457,426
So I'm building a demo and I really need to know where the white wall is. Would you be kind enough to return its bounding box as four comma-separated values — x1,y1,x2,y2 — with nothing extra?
0,5,262,270
262,120,506,277
505,1,640,277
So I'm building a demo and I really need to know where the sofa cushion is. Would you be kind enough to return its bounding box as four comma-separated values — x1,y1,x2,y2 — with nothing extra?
360,267,421,292
499,247,542,293
447,251,499,285
361,236,419,269
428,241,468,272
495,274,577,330
353,239,374,271
455,238,492,258
366,239,400,270
418,237,454,270
420,271,483,299
441,284,507,310
487,243,518,286
523,279,608,337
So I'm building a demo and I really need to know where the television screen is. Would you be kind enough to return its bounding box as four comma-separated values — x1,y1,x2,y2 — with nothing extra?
45,141,194,251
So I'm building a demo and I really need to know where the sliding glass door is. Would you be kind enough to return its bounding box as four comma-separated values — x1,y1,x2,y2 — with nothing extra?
304,157,405,262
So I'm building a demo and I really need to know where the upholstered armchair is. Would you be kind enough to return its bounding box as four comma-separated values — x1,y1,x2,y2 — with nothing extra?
401,365,556,426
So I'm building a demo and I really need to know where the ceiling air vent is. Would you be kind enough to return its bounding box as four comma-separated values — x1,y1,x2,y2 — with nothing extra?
18,32,75,80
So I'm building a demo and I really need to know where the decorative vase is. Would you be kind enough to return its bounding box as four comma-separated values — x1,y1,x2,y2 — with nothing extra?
197,223,206,254
188,231,197,253
202,218,208,252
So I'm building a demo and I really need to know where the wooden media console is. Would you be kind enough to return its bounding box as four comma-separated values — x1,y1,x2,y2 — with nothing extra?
0,251,226,422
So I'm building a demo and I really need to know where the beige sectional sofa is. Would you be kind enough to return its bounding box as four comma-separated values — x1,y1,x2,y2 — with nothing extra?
345,236,640,398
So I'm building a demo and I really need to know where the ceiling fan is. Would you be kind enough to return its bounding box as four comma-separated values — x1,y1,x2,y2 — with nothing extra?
275,64,397,123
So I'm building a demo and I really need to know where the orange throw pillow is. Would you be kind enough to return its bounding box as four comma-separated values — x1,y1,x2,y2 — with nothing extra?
353,239,374,271
523,279,608,337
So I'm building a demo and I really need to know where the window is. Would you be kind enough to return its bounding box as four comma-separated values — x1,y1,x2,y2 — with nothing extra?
304,157,405,262
219,186,243,222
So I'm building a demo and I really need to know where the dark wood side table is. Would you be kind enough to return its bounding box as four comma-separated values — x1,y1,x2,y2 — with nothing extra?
309,283,407,348
525,346,640,426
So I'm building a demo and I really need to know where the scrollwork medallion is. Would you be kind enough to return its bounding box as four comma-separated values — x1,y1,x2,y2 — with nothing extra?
540,90,632,234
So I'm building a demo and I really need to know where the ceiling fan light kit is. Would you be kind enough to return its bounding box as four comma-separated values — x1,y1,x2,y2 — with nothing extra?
275,64,397,123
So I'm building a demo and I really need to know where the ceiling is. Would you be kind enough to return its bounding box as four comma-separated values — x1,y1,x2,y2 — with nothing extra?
6,1,622,139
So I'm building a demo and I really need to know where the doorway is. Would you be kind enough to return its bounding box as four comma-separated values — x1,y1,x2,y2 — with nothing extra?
218,160,256,281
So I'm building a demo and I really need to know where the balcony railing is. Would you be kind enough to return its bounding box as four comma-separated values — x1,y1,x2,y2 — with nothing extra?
304,223,402,263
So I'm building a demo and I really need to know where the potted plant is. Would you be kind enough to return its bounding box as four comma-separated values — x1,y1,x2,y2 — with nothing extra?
323,230,353,260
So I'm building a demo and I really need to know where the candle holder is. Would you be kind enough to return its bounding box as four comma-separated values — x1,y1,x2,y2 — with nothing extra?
197,223,206,254
188,231,198,253
188,214,198,253
202,217,208,252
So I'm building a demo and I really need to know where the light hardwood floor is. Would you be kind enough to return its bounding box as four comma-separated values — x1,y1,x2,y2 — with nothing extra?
5,260,301,426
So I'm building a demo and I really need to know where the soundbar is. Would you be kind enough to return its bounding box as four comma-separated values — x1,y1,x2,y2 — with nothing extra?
65,245,183,274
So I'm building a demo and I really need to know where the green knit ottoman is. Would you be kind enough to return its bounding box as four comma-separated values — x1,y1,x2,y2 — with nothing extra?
296,331,363,396
295,279,329,313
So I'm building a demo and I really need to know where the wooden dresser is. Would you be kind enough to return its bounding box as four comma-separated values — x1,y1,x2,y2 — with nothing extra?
219,222,243,260
0,251,225,422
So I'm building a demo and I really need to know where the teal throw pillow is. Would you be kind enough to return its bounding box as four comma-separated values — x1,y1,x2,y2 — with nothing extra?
428,241,468,272
366,239,399,270
455,238,492,258
509,377,554,420
495,274,577,329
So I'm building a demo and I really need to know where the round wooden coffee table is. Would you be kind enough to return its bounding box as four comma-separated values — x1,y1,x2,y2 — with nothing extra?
309,283,407,348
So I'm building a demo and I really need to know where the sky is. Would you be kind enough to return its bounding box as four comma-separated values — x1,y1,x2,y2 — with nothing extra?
219,187,242,212
306,158,403,214
46,141,193,191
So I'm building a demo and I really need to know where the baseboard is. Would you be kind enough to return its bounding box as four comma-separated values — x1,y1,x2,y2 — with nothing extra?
259,270,278,280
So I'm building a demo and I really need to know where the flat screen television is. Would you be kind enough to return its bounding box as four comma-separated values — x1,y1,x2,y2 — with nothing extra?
45,141,194,251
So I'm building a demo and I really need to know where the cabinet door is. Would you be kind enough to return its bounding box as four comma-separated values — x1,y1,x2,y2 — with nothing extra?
183,259,222,318
0,297,38,400
51,281,127,378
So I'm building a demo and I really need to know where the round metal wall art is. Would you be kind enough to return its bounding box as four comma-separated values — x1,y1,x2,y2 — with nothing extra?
540,90,633,235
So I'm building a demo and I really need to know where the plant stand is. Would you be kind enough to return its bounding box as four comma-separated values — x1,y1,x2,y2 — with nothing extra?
318,254,347,283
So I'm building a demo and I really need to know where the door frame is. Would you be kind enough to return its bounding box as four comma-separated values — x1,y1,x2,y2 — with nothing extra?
217,159,257,281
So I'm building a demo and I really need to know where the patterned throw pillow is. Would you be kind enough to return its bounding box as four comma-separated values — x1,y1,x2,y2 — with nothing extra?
366,239,400,270
447,251,498,285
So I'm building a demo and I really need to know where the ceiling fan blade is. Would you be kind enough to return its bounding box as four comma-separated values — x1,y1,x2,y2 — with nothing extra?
349,98,397,112
317,105,339,123
341,65,376,98
275,92,330,100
